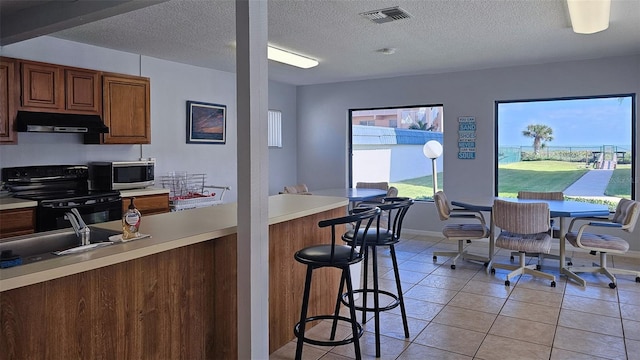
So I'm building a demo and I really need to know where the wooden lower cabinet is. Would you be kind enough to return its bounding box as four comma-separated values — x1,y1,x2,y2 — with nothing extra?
0,207,344,358
122,194,170,216
0,208,35,239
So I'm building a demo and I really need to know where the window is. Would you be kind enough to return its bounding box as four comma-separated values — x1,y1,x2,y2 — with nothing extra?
496,95,635,209
350,105,444,200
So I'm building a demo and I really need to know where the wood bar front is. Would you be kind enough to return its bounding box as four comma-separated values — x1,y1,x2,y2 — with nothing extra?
0,202,345,359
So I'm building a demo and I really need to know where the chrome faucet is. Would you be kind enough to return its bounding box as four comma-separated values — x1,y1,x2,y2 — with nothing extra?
65,208,90,246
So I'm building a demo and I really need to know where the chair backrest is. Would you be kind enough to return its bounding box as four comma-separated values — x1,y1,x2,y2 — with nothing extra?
356,182,389,191
378,197,414,240
282,184,311,195
517,191,564,201
493,199,550,234
318,206,380,263
612,198,640,232
433,191,451,221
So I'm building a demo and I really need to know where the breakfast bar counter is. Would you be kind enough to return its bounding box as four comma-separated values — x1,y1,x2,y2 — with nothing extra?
0,194,348,359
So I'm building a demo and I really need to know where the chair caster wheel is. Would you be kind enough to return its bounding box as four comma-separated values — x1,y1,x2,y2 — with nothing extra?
550,281,556,288
490,268,496,274
636,276,640,283
433,255,437,262
567,262,573,266
466,240,471,243
450,264,456,270
536,264,541,270
505,280,511,286
609,282,617,289
509,256,514,263
483,262,489,268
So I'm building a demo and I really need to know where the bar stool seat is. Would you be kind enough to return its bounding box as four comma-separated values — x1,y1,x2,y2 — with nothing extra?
294,206,380,360
341,197,414,358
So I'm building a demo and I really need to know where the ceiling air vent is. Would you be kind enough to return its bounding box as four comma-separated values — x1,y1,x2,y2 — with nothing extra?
360,6,412,24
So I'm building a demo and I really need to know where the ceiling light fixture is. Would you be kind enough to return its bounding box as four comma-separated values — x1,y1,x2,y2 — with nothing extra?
567,0,611,34
267,46,318,69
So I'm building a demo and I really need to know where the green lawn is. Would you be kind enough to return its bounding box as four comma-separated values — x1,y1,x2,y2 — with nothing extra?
391,160,630,202
497,161,588,198
605,164,631,198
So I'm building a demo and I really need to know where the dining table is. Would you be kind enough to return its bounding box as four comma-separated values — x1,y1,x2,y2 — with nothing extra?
451,198,610,286
312,187,387,210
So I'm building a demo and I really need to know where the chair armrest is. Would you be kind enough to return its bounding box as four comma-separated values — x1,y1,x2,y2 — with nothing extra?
450,209,487,227
568,216,611,232
588,221,623,228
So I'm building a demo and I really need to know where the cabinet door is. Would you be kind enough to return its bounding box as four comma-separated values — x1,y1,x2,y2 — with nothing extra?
0,208,36,239
65,69,101,113
103,74,150,144
122,194,170,216
0,58,17,144
21,61,64,110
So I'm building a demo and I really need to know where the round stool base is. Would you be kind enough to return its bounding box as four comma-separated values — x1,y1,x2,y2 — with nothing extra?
341,289,401,313
294,315,363,347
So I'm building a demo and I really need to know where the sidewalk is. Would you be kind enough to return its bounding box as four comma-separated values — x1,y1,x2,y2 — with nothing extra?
564,169,617,200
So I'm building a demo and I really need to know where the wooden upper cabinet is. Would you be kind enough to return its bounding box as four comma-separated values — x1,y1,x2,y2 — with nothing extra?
102,73,151,144
20,61,64,111
0,58,17,144
19,60,101,115
65,69,101,113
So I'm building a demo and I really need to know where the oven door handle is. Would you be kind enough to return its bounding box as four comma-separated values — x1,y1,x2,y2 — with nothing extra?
40,197,122,209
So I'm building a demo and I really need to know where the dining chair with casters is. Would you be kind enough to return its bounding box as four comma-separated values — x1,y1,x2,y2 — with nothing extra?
490,199,556,287
511,191,571,268
355,181,389,203
293,206,380,360
340,197,414,358
564,198,640,289
433,191,490,269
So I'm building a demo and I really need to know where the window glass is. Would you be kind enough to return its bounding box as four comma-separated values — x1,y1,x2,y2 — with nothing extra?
350,105,444,200
496,95,635,209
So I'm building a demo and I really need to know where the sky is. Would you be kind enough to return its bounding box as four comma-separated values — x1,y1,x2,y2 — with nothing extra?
497,96,633,150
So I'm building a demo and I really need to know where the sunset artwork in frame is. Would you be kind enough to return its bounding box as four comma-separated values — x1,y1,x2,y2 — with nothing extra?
186,101,226,144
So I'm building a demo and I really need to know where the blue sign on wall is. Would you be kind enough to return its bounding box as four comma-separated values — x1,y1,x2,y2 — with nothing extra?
458,116,476,160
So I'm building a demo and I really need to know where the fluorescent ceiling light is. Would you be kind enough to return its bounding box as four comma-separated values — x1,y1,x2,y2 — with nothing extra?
567,0,611,34
267,46,318,69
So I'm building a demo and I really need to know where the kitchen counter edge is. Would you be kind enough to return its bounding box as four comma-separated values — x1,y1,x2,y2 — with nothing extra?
0,194,348,292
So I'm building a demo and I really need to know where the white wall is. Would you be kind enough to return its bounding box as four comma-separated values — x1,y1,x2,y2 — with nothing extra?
0,36,299,200
296,55,640,249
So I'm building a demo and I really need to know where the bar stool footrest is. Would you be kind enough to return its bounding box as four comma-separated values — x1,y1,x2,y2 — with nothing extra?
294,315,363,347
340,289,401,312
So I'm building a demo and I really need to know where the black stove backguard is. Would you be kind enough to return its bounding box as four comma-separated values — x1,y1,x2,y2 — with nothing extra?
2,165,123,232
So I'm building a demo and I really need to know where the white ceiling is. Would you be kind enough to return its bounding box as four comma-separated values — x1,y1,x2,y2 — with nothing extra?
3,0,640,86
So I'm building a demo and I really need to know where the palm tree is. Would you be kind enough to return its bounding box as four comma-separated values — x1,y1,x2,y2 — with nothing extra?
522,124,553,155
408,120,435,131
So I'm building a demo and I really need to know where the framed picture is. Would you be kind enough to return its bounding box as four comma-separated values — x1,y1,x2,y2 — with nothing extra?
186,100,226,144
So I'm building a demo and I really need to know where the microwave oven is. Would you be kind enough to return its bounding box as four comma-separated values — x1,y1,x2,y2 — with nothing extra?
90,160,155,191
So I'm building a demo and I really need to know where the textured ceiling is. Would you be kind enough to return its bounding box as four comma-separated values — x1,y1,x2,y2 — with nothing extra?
5,0,640,86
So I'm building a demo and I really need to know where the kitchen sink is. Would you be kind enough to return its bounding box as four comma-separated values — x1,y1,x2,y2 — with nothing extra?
0,227,122,266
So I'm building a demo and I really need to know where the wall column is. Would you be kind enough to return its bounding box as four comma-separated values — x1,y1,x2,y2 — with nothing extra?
235,0,269,358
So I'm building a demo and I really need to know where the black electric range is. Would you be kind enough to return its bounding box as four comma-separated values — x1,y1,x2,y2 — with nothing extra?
2,165,122,232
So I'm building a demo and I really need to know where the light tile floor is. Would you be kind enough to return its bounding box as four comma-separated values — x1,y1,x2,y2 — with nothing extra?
270,234,640,360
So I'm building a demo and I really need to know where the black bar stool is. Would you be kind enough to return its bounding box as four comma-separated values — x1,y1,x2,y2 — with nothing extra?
294,206,380,360
341,197,415,358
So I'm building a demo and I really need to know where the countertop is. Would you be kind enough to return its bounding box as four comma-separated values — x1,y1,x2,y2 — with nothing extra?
0,194,348,292
0,196,38,211
119,187,170,197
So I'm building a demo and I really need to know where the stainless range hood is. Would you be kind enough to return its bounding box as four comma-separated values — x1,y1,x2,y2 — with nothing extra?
16,111,109,133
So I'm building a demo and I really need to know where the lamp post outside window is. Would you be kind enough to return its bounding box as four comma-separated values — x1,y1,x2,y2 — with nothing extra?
423,140,443,196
